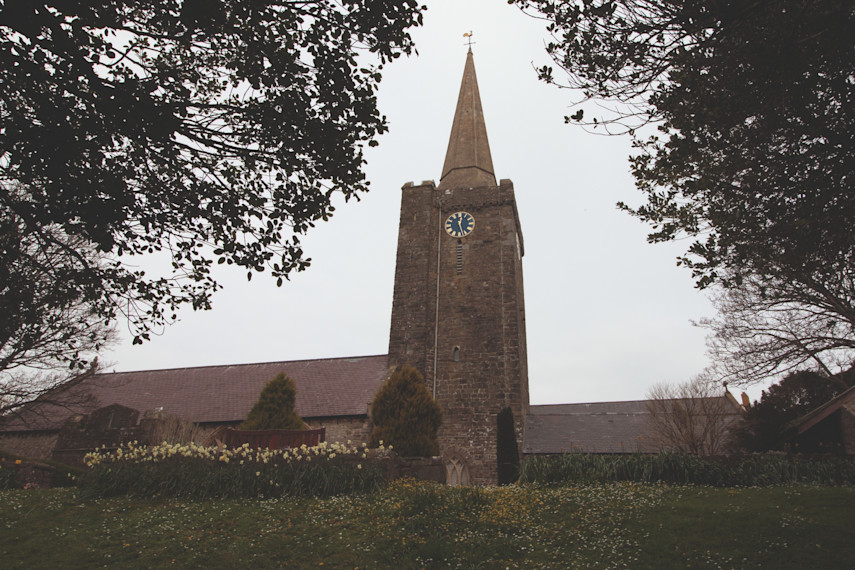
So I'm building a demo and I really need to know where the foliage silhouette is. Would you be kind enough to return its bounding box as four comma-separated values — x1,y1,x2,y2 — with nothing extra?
516,0,855,383
0,1,424,344
737,369,853,452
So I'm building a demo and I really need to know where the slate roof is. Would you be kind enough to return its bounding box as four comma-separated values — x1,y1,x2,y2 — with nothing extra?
523,401,654,454
1,355,391,432
523,397,742,454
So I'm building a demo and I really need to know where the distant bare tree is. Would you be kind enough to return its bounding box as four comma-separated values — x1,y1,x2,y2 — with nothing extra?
144,410,205,445
700,273,855,390
645,375,737,456
0,359,102,424
1,199,115,420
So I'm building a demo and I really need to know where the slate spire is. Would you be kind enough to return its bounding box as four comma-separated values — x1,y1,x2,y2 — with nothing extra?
438,48,497,189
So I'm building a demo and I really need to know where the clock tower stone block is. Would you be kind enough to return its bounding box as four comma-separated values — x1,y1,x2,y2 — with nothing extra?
387,50,529,485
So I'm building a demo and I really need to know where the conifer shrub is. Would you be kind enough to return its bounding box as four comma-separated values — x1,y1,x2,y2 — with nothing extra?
144,410,206,444
240,373,306,430
496,407,521,485
369,364,442,457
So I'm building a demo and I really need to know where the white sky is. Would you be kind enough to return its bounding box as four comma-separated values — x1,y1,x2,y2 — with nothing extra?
104,0,718,405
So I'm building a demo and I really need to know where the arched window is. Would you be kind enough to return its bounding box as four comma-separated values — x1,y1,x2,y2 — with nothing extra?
446,456,470,486
453,346,460,362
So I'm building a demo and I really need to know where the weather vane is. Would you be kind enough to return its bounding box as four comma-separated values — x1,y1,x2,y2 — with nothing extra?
463,31,474,49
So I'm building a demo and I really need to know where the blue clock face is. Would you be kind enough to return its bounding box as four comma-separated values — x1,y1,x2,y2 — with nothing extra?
445,211,475,238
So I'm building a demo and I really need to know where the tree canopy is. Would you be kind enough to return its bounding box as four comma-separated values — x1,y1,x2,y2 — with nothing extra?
0,0,424,344
515,0,855,287
516,0,855,383
736,368,852,451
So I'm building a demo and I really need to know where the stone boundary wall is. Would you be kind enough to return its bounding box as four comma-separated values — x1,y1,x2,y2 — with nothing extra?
380,455,446,484
0,432,59,460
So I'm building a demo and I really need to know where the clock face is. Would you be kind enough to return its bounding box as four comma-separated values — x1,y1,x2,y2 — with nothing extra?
445,211,475,238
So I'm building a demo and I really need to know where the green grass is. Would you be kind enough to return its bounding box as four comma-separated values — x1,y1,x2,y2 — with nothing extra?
2,481,854,568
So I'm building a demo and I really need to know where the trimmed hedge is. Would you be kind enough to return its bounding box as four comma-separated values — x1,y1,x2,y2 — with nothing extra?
520,452,855,487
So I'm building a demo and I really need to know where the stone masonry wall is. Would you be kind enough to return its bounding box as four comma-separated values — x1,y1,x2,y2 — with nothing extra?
388,179,529,485
388,180,439,375
305,416,373,447
0,432,59,460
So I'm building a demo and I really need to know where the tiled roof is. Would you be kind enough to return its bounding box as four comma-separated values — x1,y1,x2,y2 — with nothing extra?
1,355,391,432
522,398,742,454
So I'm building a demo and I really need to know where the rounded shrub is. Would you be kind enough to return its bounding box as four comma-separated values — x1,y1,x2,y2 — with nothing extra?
240,373,306,430
369,364,442,457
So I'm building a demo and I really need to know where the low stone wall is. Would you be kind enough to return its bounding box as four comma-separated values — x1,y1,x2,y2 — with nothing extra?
0,432,59,461
380,455,446,484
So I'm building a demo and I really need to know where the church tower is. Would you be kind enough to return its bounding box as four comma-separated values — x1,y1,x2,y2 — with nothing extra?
387,49,529,485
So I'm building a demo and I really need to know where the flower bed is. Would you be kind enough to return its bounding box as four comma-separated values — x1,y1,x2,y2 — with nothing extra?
79,440,388,498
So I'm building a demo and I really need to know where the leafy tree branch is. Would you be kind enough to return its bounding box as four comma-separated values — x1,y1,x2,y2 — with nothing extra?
1,0,425,344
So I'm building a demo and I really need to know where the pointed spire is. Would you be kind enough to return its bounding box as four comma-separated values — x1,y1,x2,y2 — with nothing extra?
438,49,496,189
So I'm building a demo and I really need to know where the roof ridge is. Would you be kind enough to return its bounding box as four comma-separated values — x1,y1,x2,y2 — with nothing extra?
101,353,390,376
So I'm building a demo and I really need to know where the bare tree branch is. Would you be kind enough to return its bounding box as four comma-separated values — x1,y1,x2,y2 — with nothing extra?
701,272,855,388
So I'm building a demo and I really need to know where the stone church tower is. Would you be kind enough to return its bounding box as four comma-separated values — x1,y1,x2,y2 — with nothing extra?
388,49,529,485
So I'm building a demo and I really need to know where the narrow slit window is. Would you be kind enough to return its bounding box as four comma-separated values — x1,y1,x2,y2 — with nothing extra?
456,240,463,274
453,346,460,362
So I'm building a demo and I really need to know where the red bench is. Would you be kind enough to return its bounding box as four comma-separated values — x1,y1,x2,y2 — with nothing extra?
221,427,326,450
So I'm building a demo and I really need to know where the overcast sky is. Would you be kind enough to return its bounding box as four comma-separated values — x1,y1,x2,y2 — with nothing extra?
105,0,718,405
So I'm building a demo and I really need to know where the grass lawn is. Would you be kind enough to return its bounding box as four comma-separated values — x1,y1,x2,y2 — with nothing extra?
2,480,854,568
